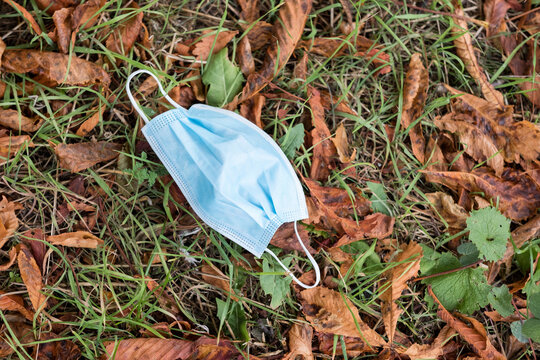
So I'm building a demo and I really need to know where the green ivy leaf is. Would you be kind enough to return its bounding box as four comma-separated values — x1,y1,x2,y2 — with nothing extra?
466,207,510,262
488,285,514,317
279,123,305,159
260,254,293,309
216,298,250,342
202,49,244,107
422,252,490,314
522,318,540,343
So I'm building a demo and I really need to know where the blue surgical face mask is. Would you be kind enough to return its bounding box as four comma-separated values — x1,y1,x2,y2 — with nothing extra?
126,70,320,289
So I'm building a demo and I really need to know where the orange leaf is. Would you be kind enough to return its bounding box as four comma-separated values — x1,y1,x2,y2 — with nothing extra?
76,104,104,136
300,287,386,348
3,0,42,35
192,30,238,62
319,90,358,116
283,321,314,360
0,35,5,68
72,0,105,31
47,231,104,248
0,196,20,249
55,141,122,173
0,291,34,321
426,192,468,233
52,7,73,53
309,87,337,181
104,338,194,360
379,241,422,343
331,123,356,164
239,94,265,128
238,0,259,23
105,3,143,56
236,35,255,77
400,325,458,360
0,109,44,132
0,246,19,271
35,0,77,14
0,135,33,161
200,263,237,300
18,244,47,312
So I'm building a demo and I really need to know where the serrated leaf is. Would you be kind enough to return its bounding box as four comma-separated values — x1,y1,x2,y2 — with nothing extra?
488,285,514,318
367,181,391,215
422,252,490,314
260,255,292,309
466,207,510,261
216,298,250,342
279,123,305,159
522,318,540,343
202,49,244,107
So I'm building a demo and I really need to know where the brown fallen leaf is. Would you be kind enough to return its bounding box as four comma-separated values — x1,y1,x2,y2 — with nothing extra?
20,228,47,270
379,241,422,344
192,30,238,62
401,53,428,163
145,277,182,318
0,196,21,249
200,263,237,300
52,7,73,53
399,325,458,360
0,291,34,320
429,286,506,360
3,0,42,35
72,0,105,31
309,87,337,181
237,35,255,77
18,244,47,312
0,246,19,271
76,104,104,136
300,287,386,347
319,90,358,116
1,50,110,87
55,141,122,173
0,134,33,160
0,316,34,358
318,332,377,356
283,321,314,360
104,338,194,360
270,222,315,254
34,332,81,360
0,109,44,132
47,231,104,248
426,192,468,233
245,21,273,51
239,94,265,128
35,0,77,14
331,123,356,164
451,0,504,108
106,2,143,56
238,0,259,23
337,213,395,241
0,39,4,68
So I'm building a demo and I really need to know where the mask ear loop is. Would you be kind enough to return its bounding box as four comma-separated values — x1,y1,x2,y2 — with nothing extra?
126,69,183,124
264,221,321,289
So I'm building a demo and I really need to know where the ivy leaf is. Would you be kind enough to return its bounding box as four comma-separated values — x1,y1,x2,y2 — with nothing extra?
522,318,540,343
279,123,305,159
216,298,250,342
422,252,490,314
488,285,514,317
202,49,244,107
260,254,293,309
466,207,510,262
366,181,391,215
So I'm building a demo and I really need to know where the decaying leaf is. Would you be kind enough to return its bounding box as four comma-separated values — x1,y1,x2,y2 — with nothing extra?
379,242,422,344
0,109,43,132
72,0,105,31
0,291,34,320
55,141,122,173
0,316,34,358
0,196,21,249
145,278,182,318
500,214,540,264
426,192,468,233
1,50,110,87
239,94,265,128
399,325,458,360
105,3,143,56
283,321,314,360
3,0,42,35
20,228,47,269
35,0,78,14
300,287,386,348
35,332,81,360
192,30,238,62
0,135,33,160
47,231,104,248
200,263,237,300
270,222,315,254
331,123,356,163
0,246,19,271
319,90,358,116
237,0,259,23
401,53,428,163
104,338,194,360
18,244,47,312
309,88,337,181
52,7,73,54
76,104,104,136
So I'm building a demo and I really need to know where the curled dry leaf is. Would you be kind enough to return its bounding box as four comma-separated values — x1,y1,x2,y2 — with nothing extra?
399,325,458,360
3,0,42,35
0,196,21,249
379,241,422,344
1,50,110,87
0,246,19,271
426,192,468,233
401,53,428,163
309,87,337,181
18,244,47,312
47,231,104,248
238,0,259,23
104,338,194,360
237,35,255,77
270,222,315,254
76,104,104,136
300,287,386,348
72,0,105,31
52,7,73,54
55,141,122,173
35,332,81,360
20,228,47,270
200,263,237,300
35,0,78,14
105,2,143,56
451,0,504,108
192,30,238,62
331,123,356,164
283,321,314,360
239,94,265,128
0,109,44,132
0,291,34,320
0,135,33,160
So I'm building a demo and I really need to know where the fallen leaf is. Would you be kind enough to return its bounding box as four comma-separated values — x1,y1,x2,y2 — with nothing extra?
239,94,265,128
270,222,315,254
0,109,44,132
0,134,33,160
426,192,468,233
283,321,314,360
35,332,81,360
192,30,238,62
0,196,20,249
18,244,47,312
399,325,458,360
3,0,42,35
76,104,104,136
238,0,259,23
237,35,255,77
401,53,428,163
331,123,356,163
0,316,34,358
104,338,194,360
293,52,308,85
72,0,105,31
318,332,376,356
145,278,182,318
429,286,506,360
245,21,273,51
0,246,19,271
300,287,386,347
338,0,354,34
47,231,104,248
0,39,4,68
337,213,395,241
105,3,143,56
379,241,422,344
0,291,34,320
35,0,78,14
309,87,337,181
20,228,47,269
200,263,237,300
1,50,110,87
52,7,73,53
319,90,358,116
451,0,504,108
55,141,122,173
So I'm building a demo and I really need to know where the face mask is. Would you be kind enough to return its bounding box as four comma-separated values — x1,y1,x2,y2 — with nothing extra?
126,70,320,289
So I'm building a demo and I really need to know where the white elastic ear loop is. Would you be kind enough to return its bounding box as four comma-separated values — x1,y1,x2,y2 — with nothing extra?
126,69,183,124
264,221,321,289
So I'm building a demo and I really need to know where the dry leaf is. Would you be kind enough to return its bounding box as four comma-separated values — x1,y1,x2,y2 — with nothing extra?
238,0,259,23
401,53,428,163
245,21,273,51
18,244,47,312
105,3,143,56
0,109,44,132
0,316,34,358
35,0,77,14
426,192,468,233
500,214,540,264
400,325,458,360
20,228,47,270
0,291,34,320
270,222,315,254
145,278,182,317
300,287,386,347
309,87,337,181
200,263,237,300
237,35,255,76
3,0,42,35
76,104,104,136
192,30,238,62
0,246,19,271
239,94,265,128
104,338,194,360
283,321,314,360
52,7,73,53
0,39,4,68
35,332,81,360
0,196,20,249
47,231,104,248
72,0,105,31
55,141,122,173
319,90,358,116
0,135,33,160
1,50,110,87
318,332,376,356
331,123,356,163
379,242,422,344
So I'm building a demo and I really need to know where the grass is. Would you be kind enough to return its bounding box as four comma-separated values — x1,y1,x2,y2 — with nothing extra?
0,0,538,358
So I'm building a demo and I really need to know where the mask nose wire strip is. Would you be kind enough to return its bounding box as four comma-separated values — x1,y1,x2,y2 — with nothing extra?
264,221,321,289
126,69,183,124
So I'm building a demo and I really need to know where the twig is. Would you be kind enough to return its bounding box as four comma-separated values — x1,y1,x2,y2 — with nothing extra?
413,260,483,282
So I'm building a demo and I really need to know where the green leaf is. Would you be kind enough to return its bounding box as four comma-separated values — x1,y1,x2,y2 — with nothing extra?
279,123,305,159
422,252,490,314
522,318,540,343
260,255,293,309
216,298,250,342
528,288,540,319
340,241,382,276
457,242,479,266
488,285,514,317
202,49,244,107
466,207,510,262
366,181,391,215
419,244,442,275
510,321,529,343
